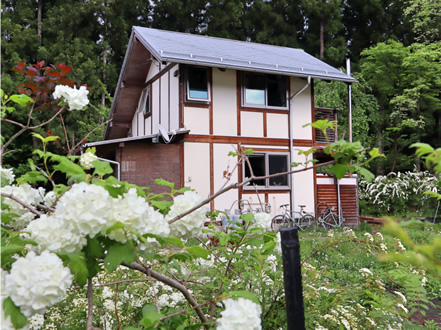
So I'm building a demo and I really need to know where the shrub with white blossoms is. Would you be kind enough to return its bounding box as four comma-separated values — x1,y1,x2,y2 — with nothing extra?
5,250,73,317
1,184,44,228
54,182,113,237
216,298,262,330
253,212,272,230
167,190,207,239
79,151,98,170
53,85,89,110
25,214,87,253
1,166,15,187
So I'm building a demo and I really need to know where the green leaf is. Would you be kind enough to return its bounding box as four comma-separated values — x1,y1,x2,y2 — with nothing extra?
186,246,210,259
368,148,385,159
154,178,175,189
1,245,25,258
57,253,88,286
328,164,350,179
261,241,276,255
9,94,33,107
151,200,173,212
228,291,260,304
139,304,163,328
92,160,113,176
104,243,136,272
3,297,28,329
240,213,255,223
85,237,104,258
355,166,375,182
162,236,184,248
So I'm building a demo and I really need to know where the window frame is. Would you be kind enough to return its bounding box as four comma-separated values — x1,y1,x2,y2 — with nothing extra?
241,72,289,110
243,152,290,190
185,66,211,103
137,86,151,118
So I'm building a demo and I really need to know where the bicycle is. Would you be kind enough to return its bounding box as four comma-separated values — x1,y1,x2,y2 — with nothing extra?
315,202,345,231
271,204,315,232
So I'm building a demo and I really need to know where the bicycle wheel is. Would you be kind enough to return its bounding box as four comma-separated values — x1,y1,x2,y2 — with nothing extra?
322,213,339,230
271,215,293,232
299,214,314,230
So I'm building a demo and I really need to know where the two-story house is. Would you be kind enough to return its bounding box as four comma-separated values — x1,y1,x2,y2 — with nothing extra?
87,27,359,225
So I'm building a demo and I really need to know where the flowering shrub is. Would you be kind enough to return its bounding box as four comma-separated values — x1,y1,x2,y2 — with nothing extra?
53,85,89,110
359,167,439,216
216,298,262,329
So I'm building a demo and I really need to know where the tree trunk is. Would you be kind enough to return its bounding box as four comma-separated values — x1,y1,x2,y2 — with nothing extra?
37,0,42,45
391,133,398,173
101,49,107,107
319,15,324,59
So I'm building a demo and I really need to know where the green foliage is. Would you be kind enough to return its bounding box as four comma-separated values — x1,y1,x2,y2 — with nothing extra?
3,297,28,329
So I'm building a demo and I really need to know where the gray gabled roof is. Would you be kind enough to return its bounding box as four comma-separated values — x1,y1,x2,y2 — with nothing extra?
133,27,356,83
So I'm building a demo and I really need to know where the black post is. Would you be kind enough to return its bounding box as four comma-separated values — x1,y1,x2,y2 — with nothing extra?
280,226,305,330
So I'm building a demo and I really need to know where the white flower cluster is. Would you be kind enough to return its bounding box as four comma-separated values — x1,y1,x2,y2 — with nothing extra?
25,214,87,253
79,151,97,170
1,184,43,228
55,182,113,237
253,212,271,230
53,85,89,111
167,191,207,239
393,291,407,304
216,298,262,330
1,166,15,187
364,232,374,243
359,268,373,278
107,189,170,245
5,251,73,317
158,292,185,308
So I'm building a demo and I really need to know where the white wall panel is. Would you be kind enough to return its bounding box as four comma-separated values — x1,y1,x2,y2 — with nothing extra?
184,142,210,198
144,116,152,135
131,112,138,137
267,113,289,138
160,75,169,131
213,144,239,212
152,80,160,134
184,107,210,134
268,193,291,218
291,77,313,140
292,147,315,214
241,112,264,137
169,68,180,131
213,69,237,136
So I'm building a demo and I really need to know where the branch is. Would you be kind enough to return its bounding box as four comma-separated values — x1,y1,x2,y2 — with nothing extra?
123,262,210,329
167,160,336,225
71,118,112,154
59,113,71,153
0,192,42,216
0,117,26,128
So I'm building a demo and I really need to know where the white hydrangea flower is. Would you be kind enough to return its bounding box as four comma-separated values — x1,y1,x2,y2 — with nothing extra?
5,251,73,317
53,85,89,111
1,166,15,187
79,152,97,170
55,182,113,237
1,269,15,330
167,191,207,239
1,184,43,228
25,214,87,253
275,232,282,255
106,189,170,244
43,190,57,208
216,298,262,330
253,212,271,230
359,268,373,277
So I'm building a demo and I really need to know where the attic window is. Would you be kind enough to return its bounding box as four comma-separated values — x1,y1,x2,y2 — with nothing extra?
242,72,288,109
138,87,151,117
186,66,210,102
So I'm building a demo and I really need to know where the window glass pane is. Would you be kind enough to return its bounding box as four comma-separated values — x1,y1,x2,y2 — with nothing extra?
144,90,150,115
188,67,208,99
245,154,265,186
267,75,287,107
244,73,265,105
268,155,288,186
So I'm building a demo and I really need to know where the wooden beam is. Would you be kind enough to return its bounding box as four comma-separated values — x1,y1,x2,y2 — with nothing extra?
144,63,178,88
110,122,132,129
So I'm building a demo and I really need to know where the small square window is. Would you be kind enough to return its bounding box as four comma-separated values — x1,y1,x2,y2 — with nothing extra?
186,66,210,102
244,153,290,189
243,73,287,109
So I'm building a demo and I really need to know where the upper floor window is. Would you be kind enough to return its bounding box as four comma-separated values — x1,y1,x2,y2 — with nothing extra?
138,86,151,117
244,153,290,189
242,72,288,109
186,66,210,102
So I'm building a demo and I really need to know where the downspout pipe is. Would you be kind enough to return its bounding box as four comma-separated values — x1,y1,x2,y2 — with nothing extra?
288,76,311,215
97,157,121,181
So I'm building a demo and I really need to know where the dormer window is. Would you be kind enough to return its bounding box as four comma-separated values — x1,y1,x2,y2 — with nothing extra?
186,66,210,102
242,72,288,109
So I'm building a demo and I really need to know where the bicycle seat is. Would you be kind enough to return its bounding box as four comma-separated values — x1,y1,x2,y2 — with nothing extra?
298,205,306,208
280,204,289,208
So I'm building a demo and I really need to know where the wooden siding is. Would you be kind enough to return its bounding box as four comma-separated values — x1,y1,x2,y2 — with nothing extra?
119,141,182,194
317,183,359,227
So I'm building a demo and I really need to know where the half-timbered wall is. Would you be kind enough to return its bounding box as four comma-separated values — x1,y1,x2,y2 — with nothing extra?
131,61,180,137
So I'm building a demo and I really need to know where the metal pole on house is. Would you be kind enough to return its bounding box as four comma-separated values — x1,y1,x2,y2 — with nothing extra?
280,226,305,330
346,57,352,144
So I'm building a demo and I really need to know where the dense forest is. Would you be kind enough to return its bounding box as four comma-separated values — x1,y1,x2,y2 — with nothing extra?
1,0,440,175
